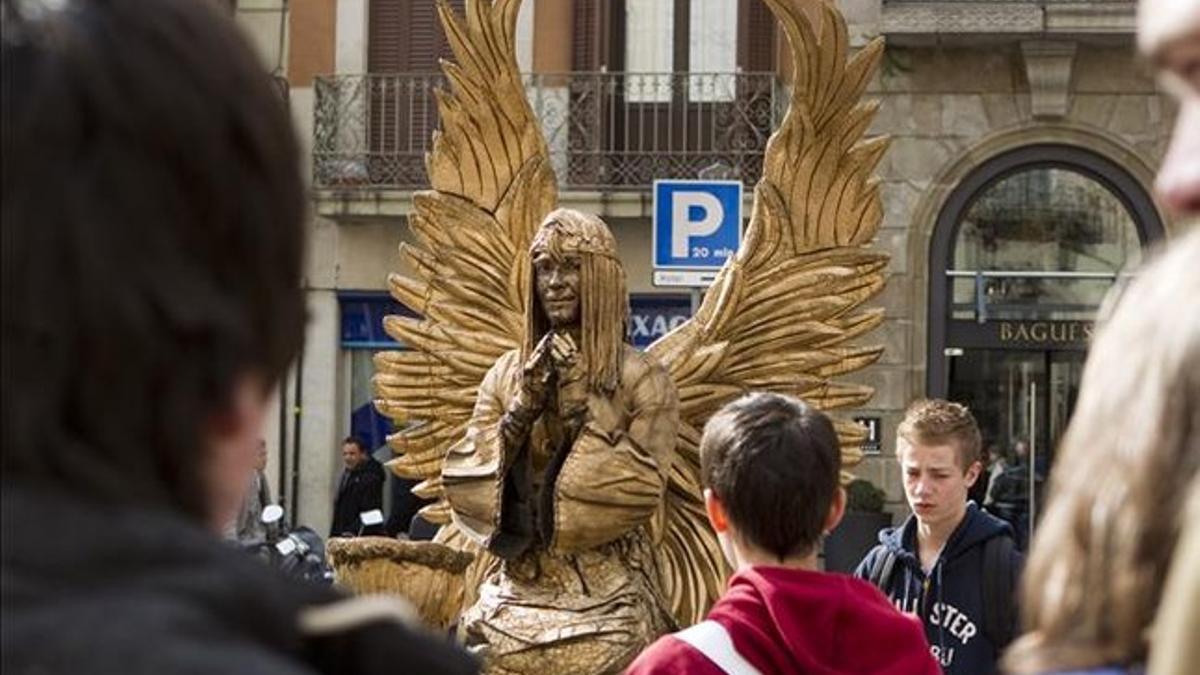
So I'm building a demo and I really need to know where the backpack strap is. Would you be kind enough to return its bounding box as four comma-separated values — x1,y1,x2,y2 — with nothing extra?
674,621,763,675
982,535,1016,649
868,546,899,594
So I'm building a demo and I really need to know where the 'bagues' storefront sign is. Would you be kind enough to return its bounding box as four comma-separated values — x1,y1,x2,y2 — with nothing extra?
947,319,1095,351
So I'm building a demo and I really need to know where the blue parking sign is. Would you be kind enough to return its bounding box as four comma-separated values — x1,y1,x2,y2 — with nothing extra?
653,180,743,277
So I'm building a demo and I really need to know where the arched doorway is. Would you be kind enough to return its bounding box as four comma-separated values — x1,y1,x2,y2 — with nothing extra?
926,144,1164,548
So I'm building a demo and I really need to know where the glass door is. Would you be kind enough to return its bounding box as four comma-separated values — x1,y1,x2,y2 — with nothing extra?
947,349,1081,549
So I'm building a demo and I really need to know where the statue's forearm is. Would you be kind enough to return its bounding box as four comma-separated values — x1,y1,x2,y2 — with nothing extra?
499,401,538,454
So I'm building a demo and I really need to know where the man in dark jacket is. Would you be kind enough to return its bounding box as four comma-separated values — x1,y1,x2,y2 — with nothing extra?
0,2,475,673
331,437,386,537
856,400,1022,675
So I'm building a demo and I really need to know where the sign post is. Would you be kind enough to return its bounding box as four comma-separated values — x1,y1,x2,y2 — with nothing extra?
652,179,743,288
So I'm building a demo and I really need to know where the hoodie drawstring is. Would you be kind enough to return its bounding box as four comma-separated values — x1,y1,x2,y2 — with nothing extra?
936,563,946,658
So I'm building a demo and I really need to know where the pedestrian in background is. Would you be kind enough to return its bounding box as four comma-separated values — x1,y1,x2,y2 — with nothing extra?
228,439,276,543
987,440,1034,550
331,436,386,537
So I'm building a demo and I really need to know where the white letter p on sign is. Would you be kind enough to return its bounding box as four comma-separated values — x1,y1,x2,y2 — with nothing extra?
671,191,724,258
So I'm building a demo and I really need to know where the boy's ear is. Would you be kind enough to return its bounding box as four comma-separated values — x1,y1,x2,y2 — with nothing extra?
704,488,730,534
964,459,983,488
824,486,847,535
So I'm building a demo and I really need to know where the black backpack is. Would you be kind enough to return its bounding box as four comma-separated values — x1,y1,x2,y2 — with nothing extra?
866,535,1017,649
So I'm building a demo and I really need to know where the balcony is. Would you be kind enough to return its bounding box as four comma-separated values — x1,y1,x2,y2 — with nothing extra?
312,71,782,216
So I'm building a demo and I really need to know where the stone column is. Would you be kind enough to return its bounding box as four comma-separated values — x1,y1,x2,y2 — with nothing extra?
296,288,343,536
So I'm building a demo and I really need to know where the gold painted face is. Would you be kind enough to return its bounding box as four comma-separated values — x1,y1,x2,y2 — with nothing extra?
533,250,582,328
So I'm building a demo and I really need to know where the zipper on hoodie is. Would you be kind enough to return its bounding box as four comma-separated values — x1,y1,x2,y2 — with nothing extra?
920,570,934,616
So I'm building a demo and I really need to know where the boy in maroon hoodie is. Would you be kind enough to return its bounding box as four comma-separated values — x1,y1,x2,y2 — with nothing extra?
627,393,939,675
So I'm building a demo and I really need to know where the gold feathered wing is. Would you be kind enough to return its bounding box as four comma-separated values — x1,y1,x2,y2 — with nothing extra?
373,0,556,525
646,0,890,626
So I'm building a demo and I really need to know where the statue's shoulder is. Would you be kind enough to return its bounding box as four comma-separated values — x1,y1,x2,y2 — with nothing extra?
494,348,522,369
620,344,672,390
484,349,522,384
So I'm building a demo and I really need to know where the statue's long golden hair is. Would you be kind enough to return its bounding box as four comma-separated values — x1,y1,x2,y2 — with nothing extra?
523,208,628,395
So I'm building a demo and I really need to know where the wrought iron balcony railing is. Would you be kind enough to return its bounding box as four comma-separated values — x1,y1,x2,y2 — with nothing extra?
884,0,1131,3
313,71,783,192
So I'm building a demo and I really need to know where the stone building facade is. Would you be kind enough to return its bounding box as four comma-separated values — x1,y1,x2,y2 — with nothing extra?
235,0,1181,534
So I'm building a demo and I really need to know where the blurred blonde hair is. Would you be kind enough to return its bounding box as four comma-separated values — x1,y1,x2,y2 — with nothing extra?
1004,229,1200,673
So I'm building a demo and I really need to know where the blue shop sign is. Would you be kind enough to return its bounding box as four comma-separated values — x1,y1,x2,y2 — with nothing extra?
629,294,692,349
339,291,415,349
341,291,693,351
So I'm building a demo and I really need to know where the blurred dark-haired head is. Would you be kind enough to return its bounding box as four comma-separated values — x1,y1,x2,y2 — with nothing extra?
1,0,306,528
700,392,843,562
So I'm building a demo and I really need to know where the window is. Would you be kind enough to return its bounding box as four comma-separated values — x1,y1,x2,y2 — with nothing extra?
516,0,534,73
950,167,1144,321
624,0,674,102
688,0,738,101
339,292,413,453
623,0,740,103
926,144,1166,396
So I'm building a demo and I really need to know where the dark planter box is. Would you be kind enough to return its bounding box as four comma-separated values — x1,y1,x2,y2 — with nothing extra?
824,511,893,574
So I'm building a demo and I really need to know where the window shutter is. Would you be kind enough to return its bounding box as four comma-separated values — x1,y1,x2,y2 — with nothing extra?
368,0,407,73
366,0,464,185
739,0,774,72
368,0,463,73
405,0,440,72
573,0,598,71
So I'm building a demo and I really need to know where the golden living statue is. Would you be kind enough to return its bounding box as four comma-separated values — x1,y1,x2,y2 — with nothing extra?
443,208,679,670
335,0,891,672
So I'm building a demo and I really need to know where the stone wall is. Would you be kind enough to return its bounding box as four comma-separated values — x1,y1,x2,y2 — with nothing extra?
849,42,1174,514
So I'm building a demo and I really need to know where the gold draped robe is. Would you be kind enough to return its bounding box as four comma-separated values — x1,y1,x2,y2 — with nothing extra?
442,344,679,674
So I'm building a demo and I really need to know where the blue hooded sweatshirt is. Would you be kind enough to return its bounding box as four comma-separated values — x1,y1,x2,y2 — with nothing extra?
854,503,1022,675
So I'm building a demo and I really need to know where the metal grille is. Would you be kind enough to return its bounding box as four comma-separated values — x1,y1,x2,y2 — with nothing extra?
883,0,1131,3
313,71,782,191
